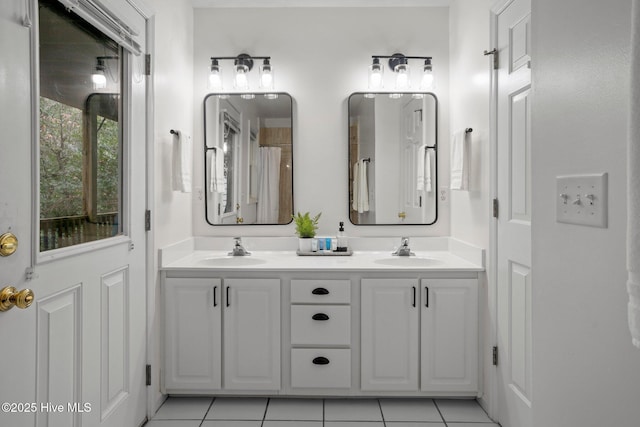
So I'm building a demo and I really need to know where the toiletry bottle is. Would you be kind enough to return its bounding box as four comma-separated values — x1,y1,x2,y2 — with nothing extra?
337,221,348,252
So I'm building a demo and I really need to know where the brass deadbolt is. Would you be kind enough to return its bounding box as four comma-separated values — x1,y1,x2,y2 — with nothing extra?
0,232,18,257
0,286,34,312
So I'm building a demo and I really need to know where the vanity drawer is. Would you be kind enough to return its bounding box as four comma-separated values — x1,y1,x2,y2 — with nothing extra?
291,305,351,346
290,279,350,304
291,348,351,389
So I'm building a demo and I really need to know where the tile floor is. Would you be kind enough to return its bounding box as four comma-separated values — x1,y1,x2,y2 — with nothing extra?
145,397,500,427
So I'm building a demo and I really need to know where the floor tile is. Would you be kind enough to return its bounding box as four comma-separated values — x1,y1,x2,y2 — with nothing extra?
325,423,384,427
201,421,262,427
447,424,500,427
435,399,492,423
263,422,322,427
324,399,383,421
379,398,442,422
265,398,323,420
386,423,446,427
153,396,213,420
205,397,268,420
145,421,201,427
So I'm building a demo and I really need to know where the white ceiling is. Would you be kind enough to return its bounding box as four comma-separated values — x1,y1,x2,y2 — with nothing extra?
192,0,450,7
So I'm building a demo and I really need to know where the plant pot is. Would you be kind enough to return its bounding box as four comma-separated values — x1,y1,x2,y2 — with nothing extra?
298,238,313,253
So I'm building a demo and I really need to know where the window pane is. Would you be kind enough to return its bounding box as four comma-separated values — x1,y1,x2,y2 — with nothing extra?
39,0,122,252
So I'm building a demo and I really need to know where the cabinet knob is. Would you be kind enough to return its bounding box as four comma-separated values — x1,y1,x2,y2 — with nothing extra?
312,313,329,321
312,356,330,365
311,287,329,295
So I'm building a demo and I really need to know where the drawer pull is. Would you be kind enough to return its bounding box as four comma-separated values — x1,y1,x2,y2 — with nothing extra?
312,313,330,321
312,356,330,365
312,287,329,295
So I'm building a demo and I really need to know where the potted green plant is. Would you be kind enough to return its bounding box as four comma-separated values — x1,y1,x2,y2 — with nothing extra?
292,211,321,252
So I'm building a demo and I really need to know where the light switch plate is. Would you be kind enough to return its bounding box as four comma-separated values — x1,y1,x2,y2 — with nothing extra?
556,173,608,228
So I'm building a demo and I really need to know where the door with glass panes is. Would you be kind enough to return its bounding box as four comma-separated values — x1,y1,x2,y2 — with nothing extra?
0,1,148,426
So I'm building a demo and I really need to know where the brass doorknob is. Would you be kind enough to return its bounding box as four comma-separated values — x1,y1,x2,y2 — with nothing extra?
0,286,35,312
236,217,244,224
0,232,18,257
398,212,406,219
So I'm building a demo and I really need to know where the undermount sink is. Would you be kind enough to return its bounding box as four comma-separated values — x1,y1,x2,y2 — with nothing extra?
373,256,441,267
197,256,268,266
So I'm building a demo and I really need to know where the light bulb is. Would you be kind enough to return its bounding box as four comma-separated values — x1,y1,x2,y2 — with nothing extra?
259,59,274,90
421,58,434,90
208,59,222,90
234,67,249,90
395,65,410,90
92,58,107,90
368,58,383,90
92,72,107,89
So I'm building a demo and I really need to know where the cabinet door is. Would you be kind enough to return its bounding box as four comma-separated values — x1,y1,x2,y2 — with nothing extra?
421,278,478,392
361,278,419,391
224,278,281,390
164,278,222,391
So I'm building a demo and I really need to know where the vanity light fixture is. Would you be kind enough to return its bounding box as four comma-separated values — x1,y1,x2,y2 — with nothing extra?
208,54,274,93
368,53,434,94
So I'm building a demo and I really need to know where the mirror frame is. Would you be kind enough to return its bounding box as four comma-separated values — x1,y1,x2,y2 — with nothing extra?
203,92,294,226
347,92,439,226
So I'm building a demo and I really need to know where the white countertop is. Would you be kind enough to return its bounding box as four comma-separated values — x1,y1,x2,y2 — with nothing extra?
160,241,484,273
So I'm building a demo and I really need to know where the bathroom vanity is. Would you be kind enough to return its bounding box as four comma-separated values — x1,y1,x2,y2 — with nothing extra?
159,238,483,397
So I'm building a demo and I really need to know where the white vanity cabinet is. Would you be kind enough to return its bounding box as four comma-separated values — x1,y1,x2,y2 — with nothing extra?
163,277,280,393
421,278,478,392
164,278,222,391
361,277,478,393
361,278,420,391
224,278,281,390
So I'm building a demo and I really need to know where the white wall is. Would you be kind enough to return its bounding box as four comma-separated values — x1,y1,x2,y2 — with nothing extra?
449,0,492,413
192,7,451,238
148,0,194,412
531,1,640,426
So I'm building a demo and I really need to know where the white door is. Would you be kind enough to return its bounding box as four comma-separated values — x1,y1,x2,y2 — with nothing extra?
0,1,148,426
361,278,419,391
223,278,281,390
400,98,427,223
164,278,221,391
421,278,478,393
493,0,533,425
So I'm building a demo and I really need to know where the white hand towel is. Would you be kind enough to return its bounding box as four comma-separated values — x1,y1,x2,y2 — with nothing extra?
172,131,192,193
425,148,433,193
450,130,469,191
417,145,427,191
209,149,225,193
627,0,640,349
352,161,359,211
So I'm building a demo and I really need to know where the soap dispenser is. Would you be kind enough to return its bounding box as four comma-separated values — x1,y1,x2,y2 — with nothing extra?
337,221,348,252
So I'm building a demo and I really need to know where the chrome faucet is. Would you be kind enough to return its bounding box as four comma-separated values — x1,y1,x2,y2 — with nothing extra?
229,237,251,256
392,237,414,256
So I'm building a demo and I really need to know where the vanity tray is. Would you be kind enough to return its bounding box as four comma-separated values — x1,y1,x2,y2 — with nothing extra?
296,250,353,256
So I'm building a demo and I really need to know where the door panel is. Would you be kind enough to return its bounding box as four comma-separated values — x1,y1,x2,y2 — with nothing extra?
164,278,221,391
361,278,419,391
495,0,533,425
224,278,281,390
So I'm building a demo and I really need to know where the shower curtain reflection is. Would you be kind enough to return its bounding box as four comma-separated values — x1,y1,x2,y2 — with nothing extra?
257,147,281,223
